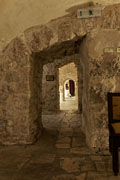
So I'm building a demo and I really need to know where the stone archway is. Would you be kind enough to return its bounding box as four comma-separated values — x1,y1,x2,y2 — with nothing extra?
1,4,119,150
0,28,88,145
30,38,87,139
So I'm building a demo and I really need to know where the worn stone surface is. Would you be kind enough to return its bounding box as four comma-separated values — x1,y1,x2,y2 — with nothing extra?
52,174,75,180
86,29,120,150
0,37,31,144
0,111,119,180
76,173,86,180
60,157,82,173
56,143,71,149
1,3,120,151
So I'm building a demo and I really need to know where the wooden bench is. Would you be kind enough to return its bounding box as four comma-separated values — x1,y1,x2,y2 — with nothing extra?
107,92,120,176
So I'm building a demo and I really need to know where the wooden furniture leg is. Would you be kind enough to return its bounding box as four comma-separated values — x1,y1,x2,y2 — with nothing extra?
109,136,112,153
112,147,119,176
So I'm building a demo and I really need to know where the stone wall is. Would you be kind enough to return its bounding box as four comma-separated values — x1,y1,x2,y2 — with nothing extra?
42,62,57,112
87,29,120,151
0,37,31,144
0,3,120,151
79,38,89,135
1,1,119,52
29,55,43,142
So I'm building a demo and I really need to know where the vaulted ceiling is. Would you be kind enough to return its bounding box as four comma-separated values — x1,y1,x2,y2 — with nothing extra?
0,0,119,50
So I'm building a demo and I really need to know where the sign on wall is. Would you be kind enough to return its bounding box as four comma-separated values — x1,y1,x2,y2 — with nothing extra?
77,7,103,19
103,47,114,53
46,75,54,81
103,47,120,54
117,47,120,53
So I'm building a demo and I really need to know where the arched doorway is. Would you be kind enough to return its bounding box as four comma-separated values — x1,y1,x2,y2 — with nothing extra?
59,62,79,111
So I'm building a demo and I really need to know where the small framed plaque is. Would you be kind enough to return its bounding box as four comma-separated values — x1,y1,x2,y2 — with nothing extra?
77,7,102,19
46,75,54,81
104,47,114,53
117,47,120,53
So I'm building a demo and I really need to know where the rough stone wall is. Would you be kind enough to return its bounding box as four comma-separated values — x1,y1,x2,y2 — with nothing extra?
87,29,120,151
42,62,57,112
79,39,89,133
0,35,44,145
0,3,120,150
29,55,43,142
0,37,31,144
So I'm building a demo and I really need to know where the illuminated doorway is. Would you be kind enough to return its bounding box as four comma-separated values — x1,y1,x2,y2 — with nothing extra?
59,62,78,111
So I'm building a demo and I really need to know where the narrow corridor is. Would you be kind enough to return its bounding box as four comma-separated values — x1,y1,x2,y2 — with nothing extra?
0,112,119,180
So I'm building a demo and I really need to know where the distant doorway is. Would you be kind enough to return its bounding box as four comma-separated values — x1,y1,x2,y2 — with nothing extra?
59,62,78,111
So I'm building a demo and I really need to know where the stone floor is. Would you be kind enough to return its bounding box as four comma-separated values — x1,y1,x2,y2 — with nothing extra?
60,98,78,110
0,111,120,180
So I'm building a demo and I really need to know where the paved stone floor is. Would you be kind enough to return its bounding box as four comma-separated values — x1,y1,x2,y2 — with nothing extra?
60,98,78,111
0,111,120,180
